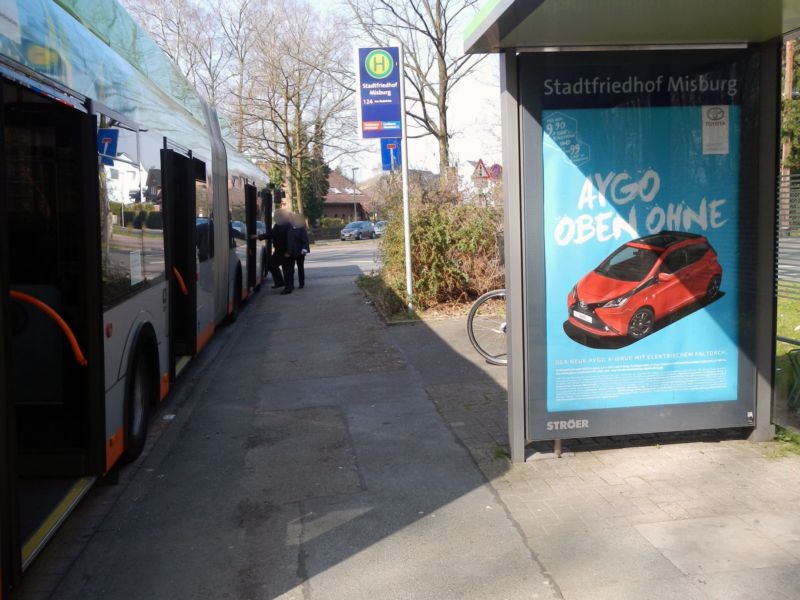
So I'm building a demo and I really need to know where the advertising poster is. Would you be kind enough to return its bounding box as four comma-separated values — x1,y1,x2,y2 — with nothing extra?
539,61,744,419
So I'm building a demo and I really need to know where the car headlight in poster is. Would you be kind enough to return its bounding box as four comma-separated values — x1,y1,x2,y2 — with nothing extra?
522,52,760,439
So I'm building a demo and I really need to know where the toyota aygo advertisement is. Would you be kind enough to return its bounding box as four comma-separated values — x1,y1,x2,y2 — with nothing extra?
542,101,741,413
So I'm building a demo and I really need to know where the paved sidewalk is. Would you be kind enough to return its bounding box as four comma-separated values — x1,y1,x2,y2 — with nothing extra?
15,251,800,599
391,318,800,600
21,265,557,600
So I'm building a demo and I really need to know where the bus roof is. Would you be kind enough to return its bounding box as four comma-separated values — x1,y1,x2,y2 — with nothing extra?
0,0,266,184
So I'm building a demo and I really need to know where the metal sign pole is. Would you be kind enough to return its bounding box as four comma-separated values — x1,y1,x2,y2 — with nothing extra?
398,46,413,310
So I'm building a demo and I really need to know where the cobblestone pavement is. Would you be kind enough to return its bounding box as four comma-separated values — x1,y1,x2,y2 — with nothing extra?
391,317,800,600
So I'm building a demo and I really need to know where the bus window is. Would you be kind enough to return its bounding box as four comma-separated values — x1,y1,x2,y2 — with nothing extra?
194,161,212,262
97,116,165,308
138,131,166,283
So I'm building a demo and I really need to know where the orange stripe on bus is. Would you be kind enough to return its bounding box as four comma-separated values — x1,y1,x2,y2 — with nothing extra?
106,426,124,473
196,322,215,354
160,373,169,401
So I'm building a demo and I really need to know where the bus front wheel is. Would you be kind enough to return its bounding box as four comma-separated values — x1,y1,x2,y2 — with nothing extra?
121,346,153,463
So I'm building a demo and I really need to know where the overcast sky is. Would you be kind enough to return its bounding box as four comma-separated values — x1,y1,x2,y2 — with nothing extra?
331,2,503,182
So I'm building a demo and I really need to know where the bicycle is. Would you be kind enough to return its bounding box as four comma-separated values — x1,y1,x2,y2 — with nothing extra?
467,289,507,365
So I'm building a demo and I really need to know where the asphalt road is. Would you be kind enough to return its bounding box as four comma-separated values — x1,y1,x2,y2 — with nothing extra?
304,239,381,280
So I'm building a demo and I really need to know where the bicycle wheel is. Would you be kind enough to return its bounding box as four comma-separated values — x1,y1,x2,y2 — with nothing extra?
467,289,507,365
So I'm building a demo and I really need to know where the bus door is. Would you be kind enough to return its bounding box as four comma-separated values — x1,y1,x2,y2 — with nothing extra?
3,80,105,575
262,188,273,281
0,86,14,599
245,184,257,290
161,150,198,375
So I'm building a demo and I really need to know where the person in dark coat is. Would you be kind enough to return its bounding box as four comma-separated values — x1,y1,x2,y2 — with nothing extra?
289,213,310,289
281,213,310,294
269,209,290,288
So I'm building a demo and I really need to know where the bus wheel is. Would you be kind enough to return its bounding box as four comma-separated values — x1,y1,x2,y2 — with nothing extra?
121,347,152,463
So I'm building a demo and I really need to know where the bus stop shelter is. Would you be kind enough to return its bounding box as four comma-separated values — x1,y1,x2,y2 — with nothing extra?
466,1,800,462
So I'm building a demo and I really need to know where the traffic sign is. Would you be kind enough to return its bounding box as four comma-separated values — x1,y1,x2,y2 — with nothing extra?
380,138,402,171
357,47,402,139
471,158,490,180
97,128,119,166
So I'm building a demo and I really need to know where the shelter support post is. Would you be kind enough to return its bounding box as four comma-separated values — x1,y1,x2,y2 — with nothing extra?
500,50,527,463
750,39,781,442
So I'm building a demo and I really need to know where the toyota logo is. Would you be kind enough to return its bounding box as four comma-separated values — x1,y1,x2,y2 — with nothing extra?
706,107,725,121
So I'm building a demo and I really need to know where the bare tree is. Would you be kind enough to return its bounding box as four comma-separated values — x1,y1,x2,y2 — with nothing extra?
121,0,356,212
241,0,355,213
218,0,261,151
120,0,232,106
346,0,484,181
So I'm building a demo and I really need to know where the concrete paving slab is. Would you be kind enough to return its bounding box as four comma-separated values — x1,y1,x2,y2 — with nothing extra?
245,407,363,504
562,575,708,600
636,516,797,574
698,565,800,599
531,528,685,597
736,511,800,561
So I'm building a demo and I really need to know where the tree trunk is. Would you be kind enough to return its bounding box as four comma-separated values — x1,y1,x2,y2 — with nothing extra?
282,163,293,211
436,22,450,182
236,63,245,152
292,160,304,216
294,107,304,215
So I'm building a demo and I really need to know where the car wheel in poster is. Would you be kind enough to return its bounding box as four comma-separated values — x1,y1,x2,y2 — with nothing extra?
704,275,721,304
628,307,655,339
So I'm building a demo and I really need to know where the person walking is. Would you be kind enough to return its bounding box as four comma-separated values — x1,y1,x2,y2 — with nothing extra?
281,213,310,295
269,209,290,289
289,212,310,289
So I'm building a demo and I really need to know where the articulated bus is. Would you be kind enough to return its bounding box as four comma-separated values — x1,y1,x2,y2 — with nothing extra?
0,1,274,594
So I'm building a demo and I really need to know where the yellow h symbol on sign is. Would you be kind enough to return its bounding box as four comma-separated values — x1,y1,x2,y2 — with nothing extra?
365,49,394,79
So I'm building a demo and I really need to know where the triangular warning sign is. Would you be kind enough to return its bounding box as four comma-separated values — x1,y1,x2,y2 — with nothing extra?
472,159,490,180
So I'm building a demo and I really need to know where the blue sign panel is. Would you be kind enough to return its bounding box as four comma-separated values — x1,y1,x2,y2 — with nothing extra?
358,47,402,139
380,138,402,170
97,128,119,166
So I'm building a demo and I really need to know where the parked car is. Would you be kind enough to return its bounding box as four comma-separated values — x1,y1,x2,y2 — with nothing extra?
374,220,388,237
567,231,722,340
340,221,376,241
231,220,247,240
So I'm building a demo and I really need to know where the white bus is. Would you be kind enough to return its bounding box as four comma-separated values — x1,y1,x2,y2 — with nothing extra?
0,1,273,593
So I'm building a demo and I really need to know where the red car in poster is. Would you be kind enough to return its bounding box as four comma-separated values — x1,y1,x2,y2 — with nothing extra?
567,231,722,340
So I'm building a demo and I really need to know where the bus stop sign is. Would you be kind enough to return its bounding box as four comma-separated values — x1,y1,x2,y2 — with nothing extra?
357,47,402,139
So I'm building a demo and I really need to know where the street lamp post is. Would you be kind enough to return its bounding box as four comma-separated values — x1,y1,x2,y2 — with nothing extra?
352,167,359,222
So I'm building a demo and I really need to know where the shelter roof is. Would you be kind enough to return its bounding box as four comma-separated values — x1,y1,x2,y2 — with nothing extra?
465,0,800,53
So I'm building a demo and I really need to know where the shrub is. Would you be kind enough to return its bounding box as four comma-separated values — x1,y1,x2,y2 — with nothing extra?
132,210,148,229
145,211,163,230
321,217,345,228
123,211,137,227
380,201,504,310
